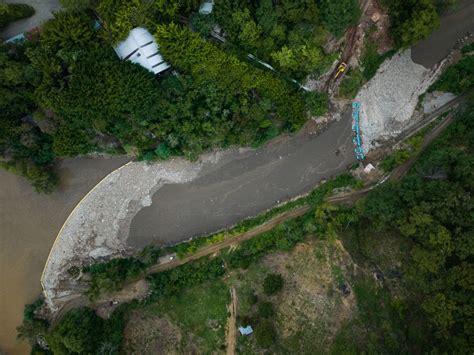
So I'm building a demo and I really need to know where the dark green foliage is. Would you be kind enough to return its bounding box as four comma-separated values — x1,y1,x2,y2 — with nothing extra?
247,290,258,305
257,301,274,318
319,0,361,37
16,297,49,347
0,3,35,30
190,12,215,36
46,306,126,354
255,320,276,348
361,43,395,81
84,257,146,300
461,42,474,54
47,307,103,354
429,55,474,94
23,298,44,321
155,23,306,131
386,0,440,48
305,91,328,117
338,68,364,98
40,11,96,49
148,256,226,298
0,43,58,192
263,273,284,295
213,0,337,78
352,103,474,352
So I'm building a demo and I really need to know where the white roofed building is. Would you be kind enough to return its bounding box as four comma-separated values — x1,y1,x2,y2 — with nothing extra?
114,27,170,75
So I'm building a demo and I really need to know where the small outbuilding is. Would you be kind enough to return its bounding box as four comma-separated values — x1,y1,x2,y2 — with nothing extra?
199,1,214,15
114,27,170,75
239,326,253,336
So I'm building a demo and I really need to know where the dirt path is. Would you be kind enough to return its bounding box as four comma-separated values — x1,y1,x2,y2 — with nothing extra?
146,206,311,274
226,287,238,355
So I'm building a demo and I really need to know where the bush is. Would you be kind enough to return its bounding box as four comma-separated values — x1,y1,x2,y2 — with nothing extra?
190,12,215,36
339,68,364,98
263,273,284,295
319,0,361,37
429,55,474,94
258,301,274,318
0,4,35,30
387,0,440,48
84,257,146,300
255,320,276,348
305,91,329,117
361,42,395,81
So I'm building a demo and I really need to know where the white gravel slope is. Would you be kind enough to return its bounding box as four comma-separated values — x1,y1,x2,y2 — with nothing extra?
356,49,443,152
41,153,222,311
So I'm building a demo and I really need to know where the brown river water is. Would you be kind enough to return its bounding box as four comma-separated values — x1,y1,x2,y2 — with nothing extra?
0,157,128,354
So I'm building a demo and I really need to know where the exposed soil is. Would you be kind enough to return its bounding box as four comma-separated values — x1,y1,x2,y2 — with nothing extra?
260,240,357,351
122,311,198,355
94,279,149,319
225,287,237,355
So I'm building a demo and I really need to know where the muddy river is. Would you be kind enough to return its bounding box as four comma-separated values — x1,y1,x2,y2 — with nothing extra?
0,157,128,354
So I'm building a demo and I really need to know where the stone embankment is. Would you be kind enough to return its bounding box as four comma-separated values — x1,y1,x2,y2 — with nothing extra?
41,152,223,312
356,49,445,153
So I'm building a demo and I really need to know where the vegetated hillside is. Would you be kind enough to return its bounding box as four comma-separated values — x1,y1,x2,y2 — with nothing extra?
1,0,344,192
19,101,473,353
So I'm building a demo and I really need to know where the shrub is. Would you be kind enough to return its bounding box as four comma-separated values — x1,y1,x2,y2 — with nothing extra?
255,320,276,348
339,68,364,98
263,273,284,295
429,55,474,94
190,12,215,36
305,91,329,117
0,4,35,30
258,301,274,318
319,0,361,37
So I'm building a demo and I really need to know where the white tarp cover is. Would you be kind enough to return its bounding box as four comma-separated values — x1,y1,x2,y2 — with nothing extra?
114,27,170,75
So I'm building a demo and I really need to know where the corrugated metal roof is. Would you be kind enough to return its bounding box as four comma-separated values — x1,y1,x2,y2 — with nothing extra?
239,326,253,335
114,27,170,75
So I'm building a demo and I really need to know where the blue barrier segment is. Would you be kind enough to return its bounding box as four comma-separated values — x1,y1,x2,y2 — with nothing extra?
351,101,365,160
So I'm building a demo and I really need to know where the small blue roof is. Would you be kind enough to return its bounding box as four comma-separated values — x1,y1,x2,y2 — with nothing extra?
239,325,253,335
199,1,214,15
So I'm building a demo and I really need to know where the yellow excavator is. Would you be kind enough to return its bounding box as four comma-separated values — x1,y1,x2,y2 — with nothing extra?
334,62,347,79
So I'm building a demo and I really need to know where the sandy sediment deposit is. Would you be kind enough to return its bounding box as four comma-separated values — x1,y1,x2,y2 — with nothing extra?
41,153,222,312
356,49,444,152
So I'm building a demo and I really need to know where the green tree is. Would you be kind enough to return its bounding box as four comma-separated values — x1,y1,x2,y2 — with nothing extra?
0,3,35,30
319,0,360,37
263,273,284,295
255,320,276,348
47,307,104,354
388,0,440,48
258,301,274,318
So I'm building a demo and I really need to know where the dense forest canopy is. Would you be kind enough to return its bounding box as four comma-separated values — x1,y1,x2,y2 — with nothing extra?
2,0,338,192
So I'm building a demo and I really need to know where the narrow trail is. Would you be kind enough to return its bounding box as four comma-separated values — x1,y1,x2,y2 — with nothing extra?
226,287,238,355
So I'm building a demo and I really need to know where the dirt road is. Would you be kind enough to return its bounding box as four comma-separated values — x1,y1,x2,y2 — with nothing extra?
226,287,238,355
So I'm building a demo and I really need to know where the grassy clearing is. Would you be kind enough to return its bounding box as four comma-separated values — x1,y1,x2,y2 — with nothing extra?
140,279,229,353
227,239,357,354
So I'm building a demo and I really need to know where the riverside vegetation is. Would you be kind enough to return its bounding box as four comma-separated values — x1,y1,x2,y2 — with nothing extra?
1,0,454,192
1,0,356,192
19,99,474,354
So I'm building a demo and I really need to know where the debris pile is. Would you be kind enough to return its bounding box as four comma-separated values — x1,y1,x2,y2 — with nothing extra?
356,49,443,152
